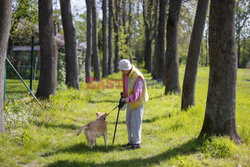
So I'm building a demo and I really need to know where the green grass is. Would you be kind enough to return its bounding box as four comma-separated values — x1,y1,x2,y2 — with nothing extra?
1,67,249,167
5,79,38,99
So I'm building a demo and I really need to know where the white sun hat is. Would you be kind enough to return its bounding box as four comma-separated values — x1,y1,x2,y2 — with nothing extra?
118,59,132,70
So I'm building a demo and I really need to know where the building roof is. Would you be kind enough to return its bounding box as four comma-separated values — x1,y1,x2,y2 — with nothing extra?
17,19,85,51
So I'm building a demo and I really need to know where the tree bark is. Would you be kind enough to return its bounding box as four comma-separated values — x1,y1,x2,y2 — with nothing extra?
92,0,101,80
142,0,154,73
152,0,159,78
60,0,79,89
114,0,121,73
199,0,242,144
181,0,209,110
127,0,132,62
154,0,168,79
144,31,153,72
164,0,182,94
85,0,92,83
102,0,108,77
108,0,114,74
122,0,127,30
36,0,58,99
0,0,12,133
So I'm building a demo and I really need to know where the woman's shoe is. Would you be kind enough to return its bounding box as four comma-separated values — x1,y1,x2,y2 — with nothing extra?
128,144,141,150
122,143,133,147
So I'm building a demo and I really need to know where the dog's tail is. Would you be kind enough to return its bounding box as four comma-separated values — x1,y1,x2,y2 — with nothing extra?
77,125,88,136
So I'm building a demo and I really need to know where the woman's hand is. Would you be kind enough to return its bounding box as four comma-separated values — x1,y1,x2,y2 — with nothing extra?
122,97,129,103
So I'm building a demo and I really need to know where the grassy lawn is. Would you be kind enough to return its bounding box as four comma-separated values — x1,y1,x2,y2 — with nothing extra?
0,67,249,167
5,79,38,99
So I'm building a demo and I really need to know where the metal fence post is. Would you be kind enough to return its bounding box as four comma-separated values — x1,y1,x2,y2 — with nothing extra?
5,57,45,110
30,36,34,91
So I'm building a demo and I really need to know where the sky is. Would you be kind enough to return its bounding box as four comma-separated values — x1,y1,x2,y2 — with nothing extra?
53,0,103,20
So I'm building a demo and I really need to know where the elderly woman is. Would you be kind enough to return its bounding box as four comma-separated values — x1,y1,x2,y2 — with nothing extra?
118,59,149,149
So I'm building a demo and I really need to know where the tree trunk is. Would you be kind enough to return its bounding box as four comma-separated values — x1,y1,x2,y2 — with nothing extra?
60,0,79,89
0,0,12,133
36,0,58,99
199,0,242,144
114,0,120,73
144,30,153,73
152,0,159,78
154,0,168,79
181,0,209,110
237,40,240,68
85,0,92,83
92,0,101,80
114,23,119,72
122,0,127,30
108,0,114,74
142,0,154,73
127,0,132,62
102,0,108,77
164,0,182,94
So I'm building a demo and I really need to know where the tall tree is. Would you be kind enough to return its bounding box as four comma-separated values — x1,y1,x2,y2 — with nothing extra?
36,0,58,99
0,0,12,132
102,0,108,77
235,0,250,68
199,0,242,144
142,0,155,73
122,0,127,30
154,0,168,79
108,0,114,74
114,0,121,72
152,0,159,78
181,0,209,110
85,0,92,83
164,0,182,94
60,0,79,89
127,0,133,62
92,0,101,80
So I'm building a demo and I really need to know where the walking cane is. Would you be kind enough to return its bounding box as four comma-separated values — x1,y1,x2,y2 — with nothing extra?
112,98,125,144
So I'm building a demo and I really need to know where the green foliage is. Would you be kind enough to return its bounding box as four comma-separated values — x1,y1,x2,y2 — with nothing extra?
118,26,130,59
57,51,66,85
57,50,85,84
3,98,39,129
11,0,38,41
74,12,87,43
78,51,85,82
202,136,239,158
16,129,33,145
235,0,250,68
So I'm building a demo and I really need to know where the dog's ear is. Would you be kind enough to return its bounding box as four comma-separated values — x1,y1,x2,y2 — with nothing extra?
96,112,100,117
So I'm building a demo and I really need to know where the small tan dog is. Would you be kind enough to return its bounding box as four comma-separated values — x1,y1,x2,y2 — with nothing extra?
77,112,108,149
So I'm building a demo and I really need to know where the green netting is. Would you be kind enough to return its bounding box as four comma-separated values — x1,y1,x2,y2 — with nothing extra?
6,50,40,80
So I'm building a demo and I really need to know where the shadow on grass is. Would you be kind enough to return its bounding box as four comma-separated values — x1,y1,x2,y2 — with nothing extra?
46,138,203,167
149,95,163,100
42,142,124,158
88,99,118,104
34,121,80,130
109,116,161,125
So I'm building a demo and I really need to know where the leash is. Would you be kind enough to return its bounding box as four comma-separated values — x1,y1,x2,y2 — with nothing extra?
105,95,126,144
107,105,119,116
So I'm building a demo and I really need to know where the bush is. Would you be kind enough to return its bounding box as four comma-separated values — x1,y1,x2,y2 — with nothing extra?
3,98,39,129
